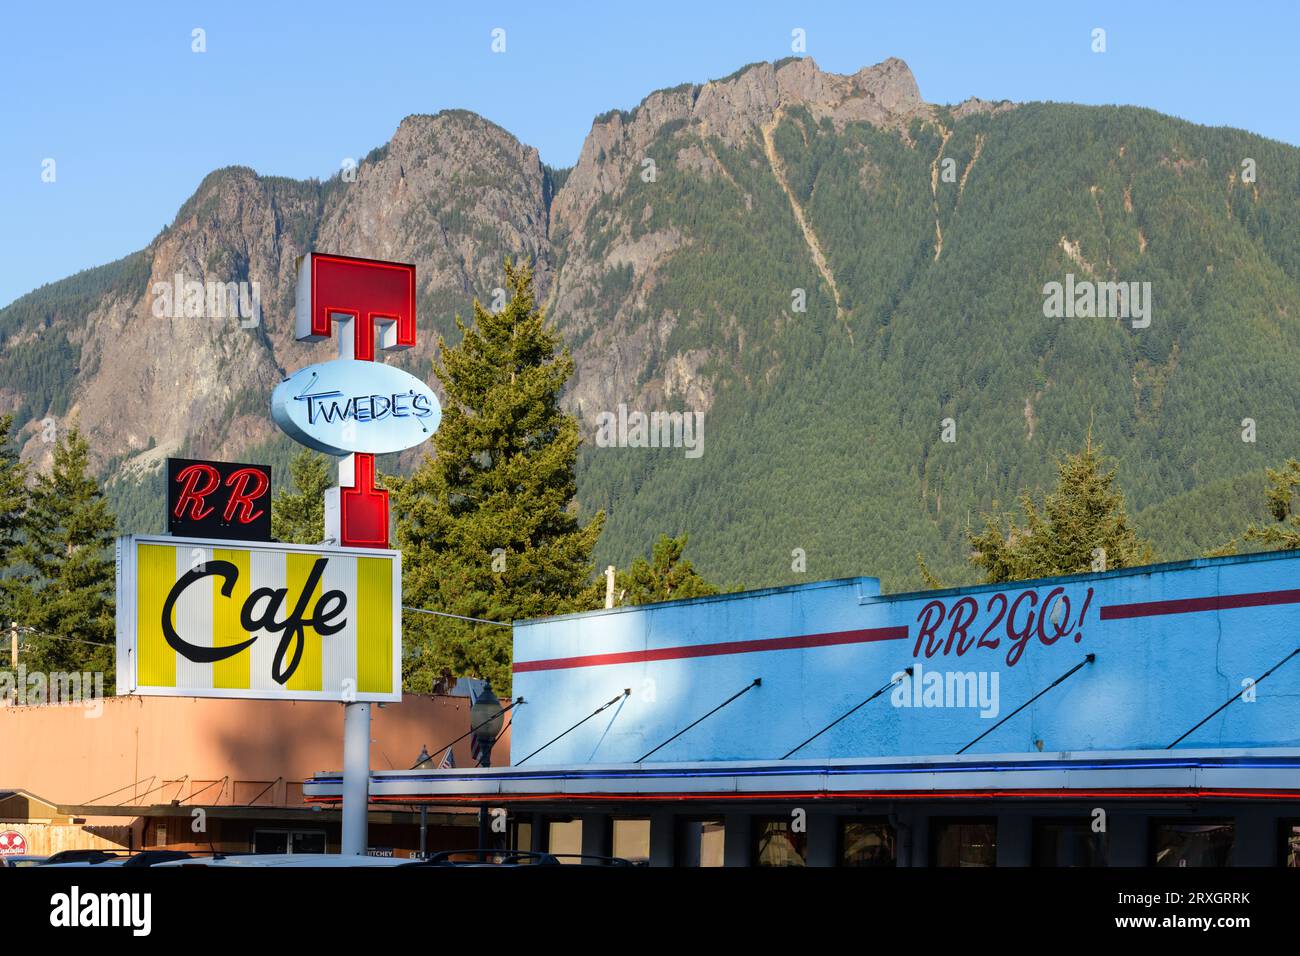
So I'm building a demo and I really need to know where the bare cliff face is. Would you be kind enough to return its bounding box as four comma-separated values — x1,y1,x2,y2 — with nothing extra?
548,57,933,421
9,110,555,476
2,57,946,482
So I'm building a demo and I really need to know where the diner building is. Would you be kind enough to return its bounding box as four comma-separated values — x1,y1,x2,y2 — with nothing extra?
307,551,1300,866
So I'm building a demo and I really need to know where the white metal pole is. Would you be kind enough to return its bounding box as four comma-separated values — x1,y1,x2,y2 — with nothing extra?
341,701,371,855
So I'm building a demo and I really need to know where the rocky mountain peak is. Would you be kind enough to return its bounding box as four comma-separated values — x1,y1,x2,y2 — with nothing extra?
551,57,929,241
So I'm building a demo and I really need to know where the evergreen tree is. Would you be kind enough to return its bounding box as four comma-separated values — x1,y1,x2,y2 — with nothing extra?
966,434,1155,583
613,533,721,605
15,427,116,681
0,415,28,623
271,448,332,544
392,260,605,693
1237,458,1300,551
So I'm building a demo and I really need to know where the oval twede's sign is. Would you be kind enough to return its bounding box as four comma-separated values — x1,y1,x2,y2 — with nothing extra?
271,358,441,456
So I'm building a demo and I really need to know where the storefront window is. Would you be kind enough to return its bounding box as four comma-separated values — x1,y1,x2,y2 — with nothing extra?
930,818,997,867
611,818,651,864
677,818,725,867
252,829,326,854
753,817,807,867
1284,823,1300,867
839,819,895,867
545,818,583,861
1033,819,1108,867
1152,820,1235,867
510,818,533,852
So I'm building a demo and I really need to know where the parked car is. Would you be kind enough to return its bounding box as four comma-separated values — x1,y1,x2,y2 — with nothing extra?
153,849,635,867
38,849,129,866
153,853,415,868
123,850,194,867
415,850,634,867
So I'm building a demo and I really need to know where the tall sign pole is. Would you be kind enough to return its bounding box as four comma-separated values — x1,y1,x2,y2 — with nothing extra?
289,252,425,855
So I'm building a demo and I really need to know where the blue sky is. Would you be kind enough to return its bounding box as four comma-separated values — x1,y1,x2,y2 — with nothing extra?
2,0,1296,308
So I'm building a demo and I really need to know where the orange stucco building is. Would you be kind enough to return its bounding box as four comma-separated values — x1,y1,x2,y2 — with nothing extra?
0,693,506,857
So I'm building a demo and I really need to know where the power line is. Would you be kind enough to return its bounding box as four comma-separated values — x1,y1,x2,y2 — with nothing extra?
401,606,513,628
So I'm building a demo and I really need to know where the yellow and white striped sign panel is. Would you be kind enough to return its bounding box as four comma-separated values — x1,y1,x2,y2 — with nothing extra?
115,535,401,702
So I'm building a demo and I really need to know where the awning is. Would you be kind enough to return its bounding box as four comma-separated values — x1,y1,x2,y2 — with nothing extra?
304,747,1300,806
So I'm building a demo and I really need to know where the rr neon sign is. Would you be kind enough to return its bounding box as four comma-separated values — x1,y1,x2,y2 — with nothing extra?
293,252,420,549
167,457,272,542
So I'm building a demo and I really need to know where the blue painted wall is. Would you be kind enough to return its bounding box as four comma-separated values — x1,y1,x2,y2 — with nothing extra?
510,552,1300,765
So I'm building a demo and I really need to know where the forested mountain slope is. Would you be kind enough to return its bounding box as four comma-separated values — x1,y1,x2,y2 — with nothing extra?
2,57,1297,591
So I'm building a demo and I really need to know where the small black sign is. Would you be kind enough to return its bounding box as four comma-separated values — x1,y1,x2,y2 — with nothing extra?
167,457,272,542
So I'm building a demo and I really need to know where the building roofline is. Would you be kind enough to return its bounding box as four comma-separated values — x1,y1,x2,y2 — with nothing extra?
875,548,1297,606
514,575,882,627
517,549,1298,628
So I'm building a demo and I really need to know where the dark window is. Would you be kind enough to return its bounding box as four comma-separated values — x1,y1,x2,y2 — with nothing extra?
753,817,807,867
676,818,725,867
930,818,997,867
252,829,325,855
1033,818,1109,867
252,830,288,854
290,831,326,854
838,818,895,867
1151,819,1235,867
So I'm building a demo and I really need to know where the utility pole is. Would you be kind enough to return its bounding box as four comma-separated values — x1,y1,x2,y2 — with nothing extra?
605,565,616,609
9,621,16,669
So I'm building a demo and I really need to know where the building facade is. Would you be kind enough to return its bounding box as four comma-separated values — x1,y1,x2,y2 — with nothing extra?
0,694,495,857
308,551,1300,866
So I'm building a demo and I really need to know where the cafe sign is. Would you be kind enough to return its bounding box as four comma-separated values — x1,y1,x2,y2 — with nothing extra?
115,535,400,702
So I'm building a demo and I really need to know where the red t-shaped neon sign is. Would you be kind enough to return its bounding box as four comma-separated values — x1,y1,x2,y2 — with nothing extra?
294,252,418,548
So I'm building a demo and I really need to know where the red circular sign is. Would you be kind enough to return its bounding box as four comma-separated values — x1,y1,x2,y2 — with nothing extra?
0,831,27,856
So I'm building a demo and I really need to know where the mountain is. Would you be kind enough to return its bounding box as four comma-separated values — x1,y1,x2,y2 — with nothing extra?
2,57,1298,591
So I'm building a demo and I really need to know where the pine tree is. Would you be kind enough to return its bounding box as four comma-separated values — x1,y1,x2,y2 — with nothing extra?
1236,458,1300,551
967,433,1154,583
392,260,605,693
271,448,332,544
15,427,116,681
614,533,721,605
0,415,28,624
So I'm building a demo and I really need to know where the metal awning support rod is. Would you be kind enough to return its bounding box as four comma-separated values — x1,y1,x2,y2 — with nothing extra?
781,668,912,760
956,654,1096,755
414,698,524,768
636,678,762,763
515,689,630,767
1167,645,1300,749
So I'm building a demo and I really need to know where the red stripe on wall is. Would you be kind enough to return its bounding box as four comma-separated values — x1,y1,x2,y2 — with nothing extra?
1100,588,1300,620
513,626,909,674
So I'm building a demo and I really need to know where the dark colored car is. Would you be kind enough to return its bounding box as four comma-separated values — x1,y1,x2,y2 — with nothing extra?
39,849,128,866
415,849,634,867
